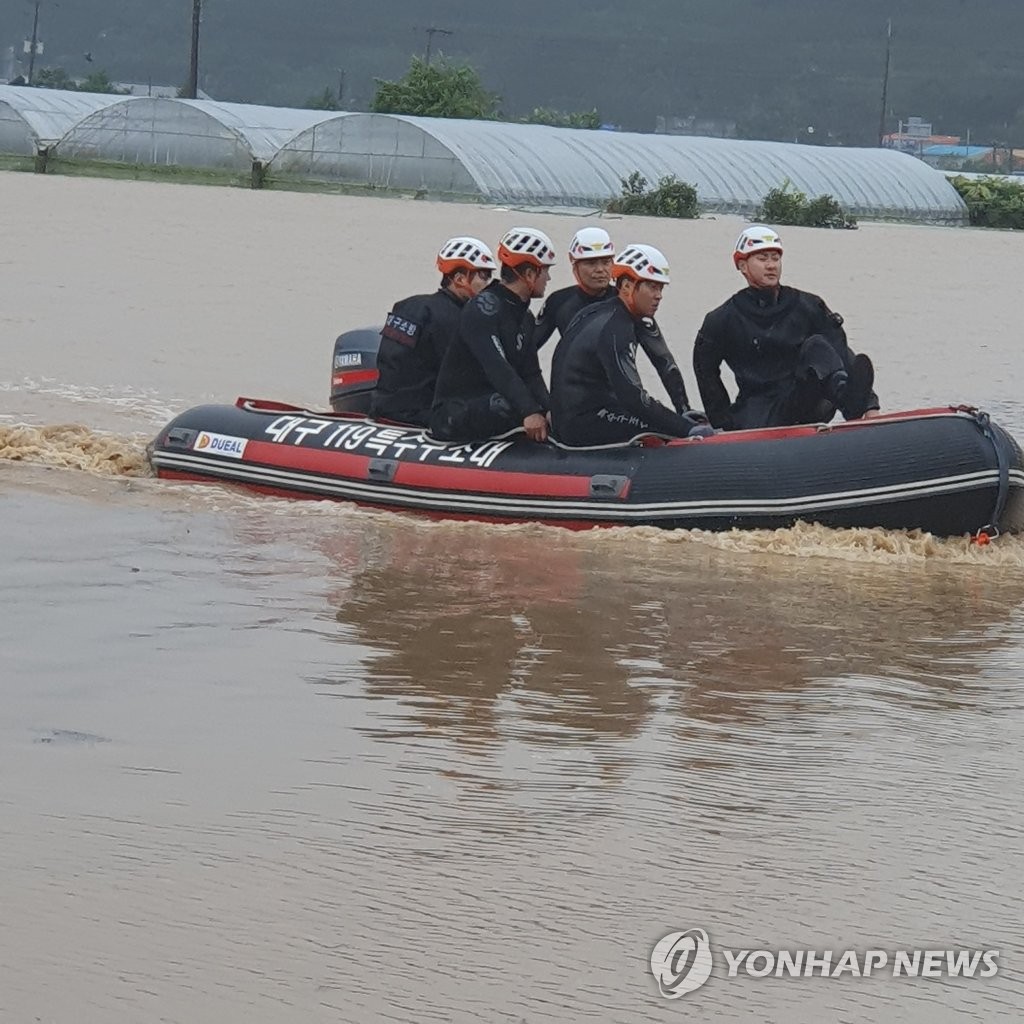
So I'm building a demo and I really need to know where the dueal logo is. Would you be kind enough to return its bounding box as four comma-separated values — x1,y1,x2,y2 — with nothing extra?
651,929,999,999
650,929,714,999
194,432,248,459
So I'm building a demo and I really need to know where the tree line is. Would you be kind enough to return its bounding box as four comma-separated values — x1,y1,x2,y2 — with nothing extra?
12,0,1024,147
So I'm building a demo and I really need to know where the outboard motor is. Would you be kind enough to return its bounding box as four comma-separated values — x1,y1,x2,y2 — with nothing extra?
330,326,382,413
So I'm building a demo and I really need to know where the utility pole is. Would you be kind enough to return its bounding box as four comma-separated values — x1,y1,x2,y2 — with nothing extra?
185,0,201,99
877,19,892,147
26,0,41,86
423,26,452,66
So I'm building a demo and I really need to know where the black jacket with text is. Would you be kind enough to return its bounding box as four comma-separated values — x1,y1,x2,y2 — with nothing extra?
538,286,691,414
432,281,549,420
550,297,698,445
371,288,464,426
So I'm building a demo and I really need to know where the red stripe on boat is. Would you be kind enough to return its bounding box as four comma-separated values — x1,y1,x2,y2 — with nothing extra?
241,439,601,498
394,461,600,498
245,439,372,477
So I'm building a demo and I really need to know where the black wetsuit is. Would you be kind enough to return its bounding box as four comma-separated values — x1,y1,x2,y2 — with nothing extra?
693,285,880,431
550,297,704,446
371,288,464,426
430,282,549,442
538,285,692,413
534,284,611,350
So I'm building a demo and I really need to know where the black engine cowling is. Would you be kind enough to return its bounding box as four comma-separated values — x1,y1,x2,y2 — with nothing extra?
330,326,382,413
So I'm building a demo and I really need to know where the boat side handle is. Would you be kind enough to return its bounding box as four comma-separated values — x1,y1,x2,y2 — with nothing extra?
367,458,398,482
589,474,630,499
164,427,198,449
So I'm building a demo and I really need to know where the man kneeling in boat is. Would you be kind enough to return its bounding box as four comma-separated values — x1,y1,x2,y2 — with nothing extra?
535,227,693,416
430,227,555,444
693,225,880,431
549,244,710,447
371,237,496,426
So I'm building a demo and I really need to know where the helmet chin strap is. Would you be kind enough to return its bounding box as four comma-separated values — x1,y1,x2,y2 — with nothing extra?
449,271,476,301
619,278,642,316
508,263,539,297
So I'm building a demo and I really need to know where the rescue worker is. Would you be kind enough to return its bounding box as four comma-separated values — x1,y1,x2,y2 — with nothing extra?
549,243,709,446
533,226,616,350
430,227,555,443
693,225,879,430
371,236,496,426
535,227,691,414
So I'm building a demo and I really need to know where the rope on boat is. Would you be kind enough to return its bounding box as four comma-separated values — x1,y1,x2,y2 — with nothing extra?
969,409,1010,542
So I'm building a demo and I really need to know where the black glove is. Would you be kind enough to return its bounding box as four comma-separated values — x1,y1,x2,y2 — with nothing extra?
681,409,715,438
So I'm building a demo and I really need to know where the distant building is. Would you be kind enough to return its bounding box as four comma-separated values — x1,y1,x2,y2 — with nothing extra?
655,114,737,139
883,116,960,156
914,137,1024,175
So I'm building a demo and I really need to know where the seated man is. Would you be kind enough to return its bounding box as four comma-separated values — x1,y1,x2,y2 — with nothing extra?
549,243,707,447
534,226,616,350
371,236,495,426
536,227,691,415
693,225,879,431
430,227,556,443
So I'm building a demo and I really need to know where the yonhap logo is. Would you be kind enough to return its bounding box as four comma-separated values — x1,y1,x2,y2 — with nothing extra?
650,927,999,999
650,929,713,999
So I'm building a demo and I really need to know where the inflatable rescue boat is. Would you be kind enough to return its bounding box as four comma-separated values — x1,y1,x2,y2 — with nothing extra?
146,327,1024,535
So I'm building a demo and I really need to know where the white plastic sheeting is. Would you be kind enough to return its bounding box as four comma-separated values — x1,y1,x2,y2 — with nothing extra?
0,84,124,155
56,97,332,169
274,113,966,223
270,112,472,192
0,89,966,222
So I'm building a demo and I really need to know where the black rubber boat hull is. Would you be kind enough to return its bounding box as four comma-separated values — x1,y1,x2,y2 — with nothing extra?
148,399,1024,536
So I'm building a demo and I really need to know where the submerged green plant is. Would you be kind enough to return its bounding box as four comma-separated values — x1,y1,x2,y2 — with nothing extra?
758,180,857,228
605,172,700,218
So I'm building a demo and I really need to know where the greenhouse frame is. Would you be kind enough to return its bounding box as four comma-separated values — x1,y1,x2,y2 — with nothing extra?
0,85,968,223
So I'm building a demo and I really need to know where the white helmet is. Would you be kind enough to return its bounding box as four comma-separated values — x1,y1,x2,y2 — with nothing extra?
497,226,558,268
437,236,496,276
733,224,783,266
612,243,670,284
568,226,615,262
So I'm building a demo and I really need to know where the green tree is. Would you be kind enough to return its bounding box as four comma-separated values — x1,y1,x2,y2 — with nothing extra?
303,86,341,111
32,66,128,94
77,69,129,94
34,67,77,90
525,107,600,129
371,56,499,120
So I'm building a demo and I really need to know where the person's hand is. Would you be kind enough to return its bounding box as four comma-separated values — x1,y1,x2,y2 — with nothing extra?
523,412,548,442
681,409,714,437
863,408,884,419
